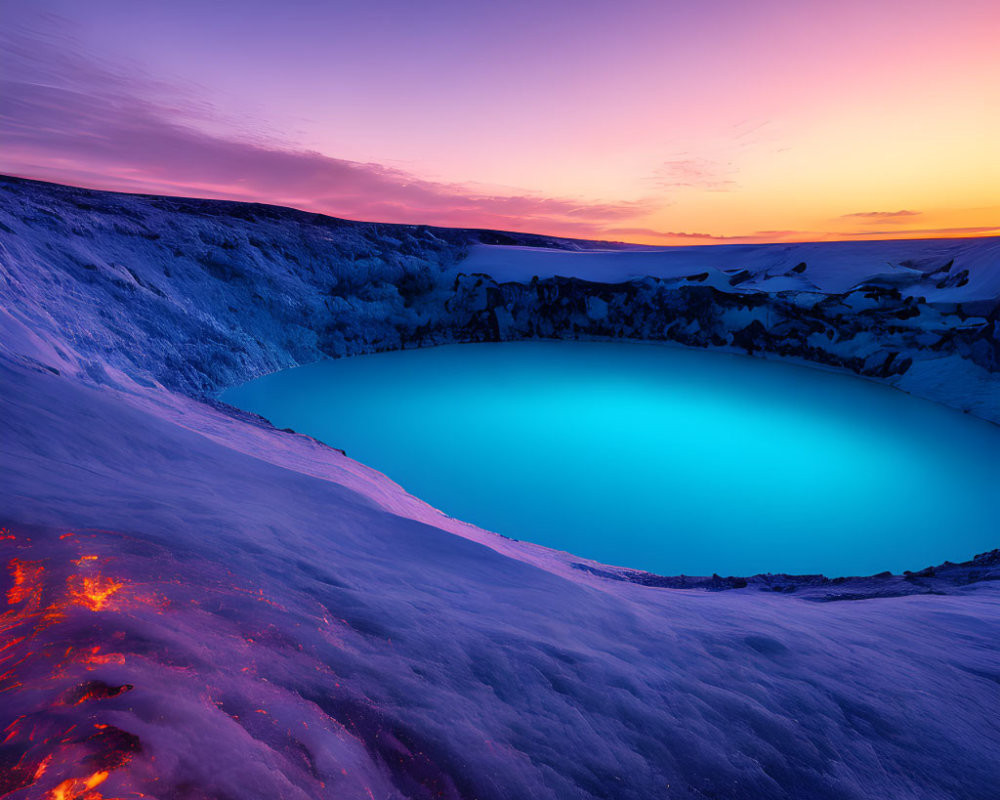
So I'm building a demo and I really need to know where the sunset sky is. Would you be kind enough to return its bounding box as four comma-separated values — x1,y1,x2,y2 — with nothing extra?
2,0,998,244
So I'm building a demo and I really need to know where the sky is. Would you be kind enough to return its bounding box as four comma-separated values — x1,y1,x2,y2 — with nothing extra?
1,0,998,244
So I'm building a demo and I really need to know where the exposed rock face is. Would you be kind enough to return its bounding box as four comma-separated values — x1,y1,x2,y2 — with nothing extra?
433,269,1000,420
573,548,1000,599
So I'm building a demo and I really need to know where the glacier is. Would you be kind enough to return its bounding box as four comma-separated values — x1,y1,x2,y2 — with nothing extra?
1,174,999,799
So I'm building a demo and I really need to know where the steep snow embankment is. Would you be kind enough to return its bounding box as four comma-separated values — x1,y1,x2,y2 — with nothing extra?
0,176,589,396
2,176,1000,800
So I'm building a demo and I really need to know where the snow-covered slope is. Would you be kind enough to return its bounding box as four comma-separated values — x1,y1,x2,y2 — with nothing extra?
2,176,1000,799
460,239,1000,299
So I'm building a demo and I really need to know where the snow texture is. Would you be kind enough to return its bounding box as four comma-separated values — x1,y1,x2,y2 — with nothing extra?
1,176,1000,799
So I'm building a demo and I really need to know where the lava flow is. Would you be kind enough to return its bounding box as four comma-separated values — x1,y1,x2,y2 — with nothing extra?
1,529,147,798
67,575,124,613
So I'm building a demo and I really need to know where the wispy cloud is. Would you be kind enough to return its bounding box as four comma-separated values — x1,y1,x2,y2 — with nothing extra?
652,158,737,191
649,121,776,194
835,225,1000,238
840,210,922,222
0,27,652,239
604,227,805,243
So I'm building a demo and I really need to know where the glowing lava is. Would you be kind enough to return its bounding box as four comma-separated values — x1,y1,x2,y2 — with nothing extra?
6,559,44,608
68,575,124,612
48,770,109,800
2,535,147,797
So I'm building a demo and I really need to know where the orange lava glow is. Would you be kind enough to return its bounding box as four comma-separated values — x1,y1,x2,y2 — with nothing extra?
68,575,124,612
48,770,109,800
2,532,150,798
78,646,127,667
34,753,53,779
6,559,45,607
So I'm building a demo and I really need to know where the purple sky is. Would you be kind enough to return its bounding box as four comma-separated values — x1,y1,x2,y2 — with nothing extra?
1,0,998,242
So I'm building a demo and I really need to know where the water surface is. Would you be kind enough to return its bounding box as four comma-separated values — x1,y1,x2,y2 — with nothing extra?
223,341,999,577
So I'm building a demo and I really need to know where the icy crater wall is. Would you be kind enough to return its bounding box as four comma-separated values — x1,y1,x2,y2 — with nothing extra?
1,175,998,423
442,269,1000,421
0,176,610,395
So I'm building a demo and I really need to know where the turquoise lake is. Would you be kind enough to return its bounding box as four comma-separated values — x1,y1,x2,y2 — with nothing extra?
222,341,999,577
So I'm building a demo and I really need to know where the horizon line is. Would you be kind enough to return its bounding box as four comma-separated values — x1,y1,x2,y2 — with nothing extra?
4,171,999,250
